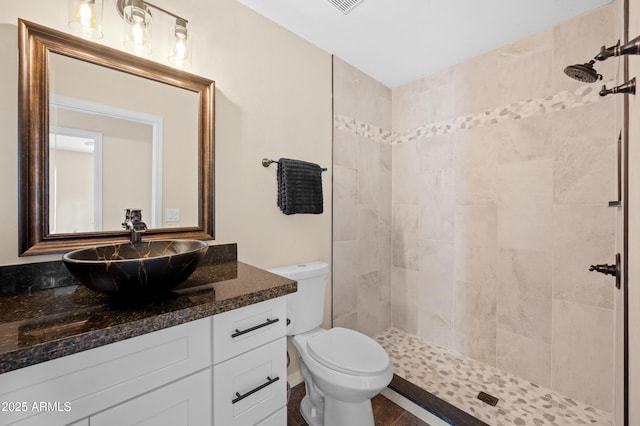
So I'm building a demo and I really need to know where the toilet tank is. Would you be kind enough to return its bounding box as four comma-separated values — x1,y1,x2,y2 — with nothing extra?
268,261,329,336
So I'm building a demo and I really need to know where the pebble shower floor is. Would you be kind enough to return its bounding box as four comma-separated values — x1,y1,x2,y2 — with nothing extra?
375,328,612,425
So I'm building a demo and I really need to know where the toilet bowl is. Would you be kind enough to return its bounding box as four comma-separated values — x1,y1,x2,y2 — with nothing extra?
268,262,392,426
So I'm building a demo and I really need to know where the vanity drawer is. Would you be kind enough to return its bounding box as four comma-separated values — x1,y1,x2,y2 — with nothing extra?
213,337,286,426
91,369,212,426
212,296,286,364
256,406,286,426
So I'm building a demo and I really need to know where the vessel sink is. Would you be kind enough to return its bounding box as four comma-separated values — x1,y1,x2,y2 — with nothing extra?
63,240,208,296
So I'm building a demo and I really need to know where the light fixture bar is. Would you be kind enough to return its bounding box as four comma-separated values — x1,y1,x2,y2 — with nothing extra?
116,0,187,24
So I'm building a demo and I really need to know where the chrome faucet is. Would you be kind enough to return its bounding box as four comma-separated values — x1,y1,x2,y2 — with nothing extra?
122,209,147,243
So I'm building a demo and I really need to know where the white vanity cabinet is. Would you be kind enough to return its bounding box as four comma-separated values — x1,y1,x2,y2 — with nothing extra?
0,297,288,426
0,317,212,426
90,368,212,426
212,297,287,426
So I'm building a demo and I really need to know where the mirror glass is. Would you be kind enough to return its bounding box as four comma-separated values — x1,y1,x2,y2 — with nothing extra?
18,19,215,256
48,53,199,233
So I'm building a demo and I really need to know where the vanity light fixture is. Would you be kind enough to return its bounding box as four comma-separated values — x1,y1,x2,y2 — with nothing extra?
168,17,192,67
115,0,192,67
68,0,103,39
121,0,153,56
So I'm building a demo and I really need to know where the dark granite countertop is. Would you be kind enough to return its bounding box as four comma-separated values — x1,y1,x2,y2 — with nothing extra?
0,244,296,374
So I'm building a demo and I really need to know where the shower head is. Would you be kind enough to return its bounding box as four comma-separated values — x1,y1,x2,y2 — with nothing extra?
563,60,602,83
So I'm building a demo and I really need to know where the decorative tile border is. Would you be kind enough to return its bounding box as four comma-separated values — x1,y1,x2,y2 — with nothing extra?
333,114,392,143
335,81,612,146
376,327,612,426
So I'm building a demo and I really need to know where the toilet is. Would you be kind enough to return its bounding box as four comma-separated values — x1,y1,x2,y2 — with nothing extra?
268,261,392,426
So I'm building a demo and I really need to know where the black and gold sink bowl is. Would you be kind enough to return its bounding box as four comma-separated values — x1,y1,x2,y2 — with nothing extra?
63,240,208,296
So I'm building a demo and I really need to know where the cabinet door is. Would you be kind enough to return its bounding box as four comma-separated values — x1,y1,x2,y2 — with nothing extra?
213,338,286,426
91,369,211,426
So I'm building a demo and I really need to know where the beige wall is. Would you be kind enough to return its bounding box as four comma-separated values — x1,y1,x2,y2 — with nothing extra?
0,0,332,382
0,0,332,266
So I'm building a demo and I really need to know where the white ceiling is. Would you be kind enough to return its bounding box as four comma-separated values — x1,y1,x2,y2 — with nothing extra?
236,0,612,87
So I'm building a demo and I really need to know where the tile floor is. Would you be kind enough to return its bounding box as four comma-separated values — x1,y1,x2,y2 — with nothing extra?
376,327,613,426
287,382,431,426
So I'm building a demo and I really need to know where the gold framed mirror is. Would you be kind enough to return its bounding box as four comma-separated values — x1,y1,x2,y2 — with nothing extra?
18,19,214,256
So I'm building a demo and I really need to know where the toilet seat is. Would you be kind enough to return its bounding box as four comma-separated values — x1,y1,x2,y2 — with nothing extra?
306,327,390,376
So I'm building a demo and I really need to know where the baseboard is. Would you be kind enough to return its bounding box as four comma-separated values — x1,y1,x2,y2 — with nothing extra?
287,370,304,387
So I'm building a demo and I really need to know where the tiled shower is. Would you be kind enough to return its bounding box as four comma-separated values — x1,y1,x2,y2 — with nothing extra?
332,2,622,423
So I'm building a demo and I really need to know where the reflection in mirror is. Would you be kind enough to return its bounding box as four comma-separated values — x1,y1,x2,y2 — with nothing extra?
49,52,199,232
49,126,104,233
18,19,215,256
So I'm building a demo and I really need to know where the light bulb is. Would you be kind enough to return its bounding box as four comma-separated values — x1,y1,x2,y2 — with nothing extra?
69,0,102,38
132,20,147,46
75,1,96,28
123,0,152,55
169,19,192,67
175,38,188,60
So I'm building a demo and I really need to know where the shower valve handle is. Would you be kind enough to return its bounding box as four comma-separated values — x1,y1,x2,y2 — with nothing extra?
588,264,616,276
588,253,621,289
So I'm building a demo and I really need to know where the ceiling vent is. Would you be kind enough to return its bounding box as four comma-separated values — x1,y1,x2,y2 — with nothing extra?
327,0,366,14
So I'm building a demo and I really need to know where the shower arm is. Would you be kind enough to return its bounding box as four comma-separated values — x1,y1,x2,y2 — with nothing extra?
596,35,640,61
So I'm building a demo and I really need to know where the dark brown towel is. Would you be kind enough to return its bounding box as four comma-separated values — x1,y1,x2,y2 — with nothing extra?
277,158,324,215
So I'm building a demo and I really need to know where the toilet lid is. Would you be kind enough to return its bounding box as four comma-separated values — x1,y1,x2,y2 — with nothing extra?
307,327,390,376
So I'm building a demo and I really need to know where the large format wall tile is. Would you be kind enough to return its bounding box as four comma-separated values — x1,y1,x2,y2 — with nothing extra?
497,248,552,343
454,204,497,272
454,126,503,206
392,68,455,134
497,114,552,164
419,168,454,241
497,159,553,252
453,50,501,117
333,128,358,169
552,300,614,411
333,165,358,241
553,100,617,205
418,239,454,330
498,28,553,107
359,136,380,206
497,326,551,388
359,206,380,274
332,57,358,118
357,270,382,337
391,267,419,334
553,204,616,309
392,140,420,205
392,205,420,270
333,240,358,321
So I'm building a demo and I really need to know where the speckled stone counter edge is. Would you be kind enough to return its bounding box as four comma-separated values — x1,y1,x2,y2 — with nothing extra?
0,243,298,374
0,280,296,374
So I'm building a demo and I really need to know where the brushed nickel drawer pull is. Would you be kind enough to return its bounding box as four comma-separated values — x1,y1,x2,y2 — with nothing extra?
231,318,279,338
232,376,280,404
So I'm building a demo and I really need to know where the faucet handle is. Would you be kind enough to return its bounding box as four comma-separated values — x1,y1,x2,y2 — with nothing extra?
124,208,143,222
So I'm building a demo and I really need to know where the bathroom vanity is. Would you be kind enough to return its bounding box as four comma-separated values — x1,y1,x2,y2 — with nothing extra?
0,244,295,426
